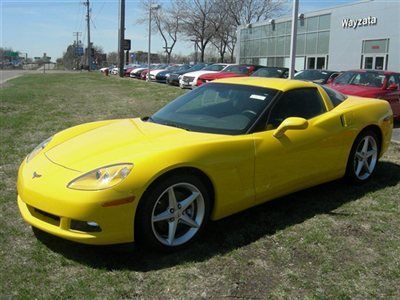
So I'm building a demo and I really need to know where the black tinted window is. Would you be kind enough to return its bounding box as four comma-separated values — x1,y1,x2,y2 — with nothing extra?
321,85,347,107
267,88,325,129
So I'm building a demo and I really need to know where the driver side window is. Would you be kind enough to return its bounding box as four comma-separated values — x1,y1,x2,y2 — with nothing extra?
267,88,325,129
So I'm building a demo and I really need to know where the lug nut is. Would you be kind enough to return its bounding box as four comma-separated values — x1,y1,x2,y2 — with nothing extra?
170,208,174,213
169,218,175,222
177,204,182,209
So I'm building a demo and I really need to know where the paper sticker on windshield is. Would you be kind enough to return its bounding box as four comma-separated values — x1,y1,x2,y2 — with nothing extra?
250,94,266,101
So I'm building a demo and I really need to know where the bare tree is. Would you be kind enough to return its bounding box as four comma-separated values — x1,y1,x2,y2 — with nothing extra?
216,0,285,63
223,0,285,27
179,0,226,62
138,1,181,63
226,28,237,63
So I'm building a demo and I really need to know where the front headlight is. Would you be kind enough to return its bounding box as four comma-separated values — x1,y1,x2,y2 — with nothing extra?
67,163,133,190
26,136,53,162
178,75,182,79
165,73,170,78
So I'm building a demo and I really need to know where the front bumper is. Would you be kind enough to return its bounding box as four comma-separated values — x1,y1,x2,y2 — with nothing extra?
179,79,195,89
17,155,139,245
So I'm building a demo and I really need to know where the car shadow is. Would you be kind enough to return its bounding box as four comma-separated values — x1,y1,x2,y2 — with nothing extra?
34,161,400,272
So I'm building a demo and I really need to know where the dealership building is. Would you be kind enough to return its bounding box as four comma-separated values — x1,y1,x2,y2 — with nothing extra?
236,0,400,71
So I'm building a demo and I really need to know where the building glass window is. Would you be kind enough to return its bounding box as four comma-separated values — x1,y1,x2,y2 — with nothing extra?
364,57,373,69
284,36,291,56
306,32,317,54
296,34,305,55
239,13,331,66
276,36,285,54
307,16,318,31
319,14,330,30
363,39,388,54
317,31,329,54
285,21,292,34
298,18,306,33
260,39,268,56
267,37,276,56
276,22,286,35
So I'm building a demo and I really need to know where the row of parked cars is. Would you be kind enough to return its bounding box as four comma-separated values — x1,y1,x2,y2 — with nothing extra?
101,63,400,119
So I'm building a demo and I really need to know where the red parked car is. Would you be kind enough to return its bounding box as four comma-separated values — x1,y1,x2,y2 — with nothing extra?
196,65,261,86
328,70,400,119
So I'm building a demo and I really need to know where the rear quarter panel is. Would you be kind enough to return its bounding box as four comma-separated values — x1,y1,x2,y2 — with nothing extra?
334,96,393,158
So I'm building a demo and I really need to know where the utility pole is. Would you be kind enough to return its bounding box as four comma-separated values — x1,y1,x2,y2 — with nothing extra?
73,32,82,70
289,0,299,79
147,2,160,81
84,0,91,71
118,0,125,77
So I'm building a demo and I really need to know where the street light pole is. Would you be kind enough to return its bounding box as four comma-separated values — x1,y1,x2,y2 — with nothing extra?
289,0,299,79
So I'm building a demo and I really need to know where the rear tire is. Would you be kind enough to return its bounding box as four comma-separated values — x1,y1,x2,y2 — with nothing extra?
345,130,380,183
135,173,210,252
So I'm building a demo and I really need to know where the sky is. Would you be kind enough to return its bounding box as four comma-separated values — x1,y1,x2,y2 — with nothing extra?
1,0,358,60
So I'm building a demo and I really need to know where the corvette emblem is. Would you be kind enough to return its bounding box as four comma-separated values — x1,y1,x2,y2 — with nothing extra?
32,172,42,179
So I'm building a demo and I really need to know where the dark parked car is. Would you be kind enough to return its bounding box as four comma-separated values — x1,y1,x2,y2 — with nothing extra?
251,67,291,78
294,69,341,84
155,65,191,83
167,63,208,86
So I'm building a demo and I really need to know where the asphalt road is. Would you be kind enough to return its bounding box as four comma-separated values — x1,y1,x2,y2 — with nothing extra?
0,69,30,84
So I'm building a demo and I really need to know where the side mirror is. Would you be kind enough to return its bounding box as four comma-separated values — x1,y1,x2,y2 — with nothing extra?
273,117,308,138
387,83,399,90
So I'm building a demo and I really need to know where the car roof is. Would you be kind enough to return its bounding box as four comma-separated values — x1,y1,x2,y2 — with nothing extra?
213,77,316,92
347,69,400,75
300,69,339,73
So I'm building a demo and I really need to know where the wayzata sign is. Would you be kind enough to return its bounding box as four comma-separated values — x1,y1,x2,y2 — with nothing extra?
342,16,377,29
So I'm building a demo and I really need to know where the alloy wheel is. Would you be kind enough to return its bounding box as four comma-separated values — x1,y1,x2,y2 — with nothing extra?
151,182,205,246
354,135,378,180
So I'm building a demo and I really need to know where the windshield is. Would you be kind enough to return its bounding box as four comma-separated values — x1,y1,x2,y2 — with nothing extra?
334,71,385,87
203,64,226,71
185,64,206,72
294,70,330,83
223,65,249,74
252,68,288,78
151,83,277,135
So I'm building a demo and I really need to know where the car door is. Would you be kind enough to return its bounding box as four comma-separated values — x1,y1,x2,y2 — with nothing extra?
252,87,347,204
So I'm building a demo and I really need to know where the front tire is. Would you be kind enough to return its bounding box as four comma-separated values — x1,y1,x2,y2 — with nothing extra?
345,130,380,183
135,173,210,252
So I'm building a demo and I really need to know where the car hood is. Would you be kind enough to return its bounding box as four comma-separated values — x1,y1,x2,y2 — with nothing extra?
183,70,218,78
45,118,220,172
328,84,382,97
172,69,196,76
150,69,166,76
131,67,146,73
201,72,244,80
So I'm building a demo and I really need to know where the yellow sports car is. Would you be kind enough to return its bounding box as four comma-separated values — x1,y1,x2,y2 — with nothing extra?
17,78,393,251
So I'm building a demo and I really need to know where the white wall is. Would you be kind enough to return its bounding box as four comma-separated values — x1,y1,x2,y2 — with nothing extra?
329,1,400,71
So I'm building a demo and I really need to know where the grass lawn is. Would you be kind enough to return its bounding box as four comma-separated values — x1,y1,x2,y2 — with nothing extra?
1,73,399,299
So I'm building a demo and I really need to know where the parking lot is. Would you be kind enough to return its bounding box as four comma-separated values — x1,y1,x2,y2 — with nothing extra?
1,72,399,298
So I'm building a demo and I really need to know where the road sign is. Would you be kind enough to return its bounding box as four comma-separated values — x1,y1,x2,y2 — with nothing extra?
75,47,84,56
123,39,131,51
5,51,19,57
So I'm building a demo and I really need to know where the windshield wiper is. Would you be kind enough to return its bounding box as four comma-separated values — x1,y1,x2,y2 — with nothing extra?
161,121,191,131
